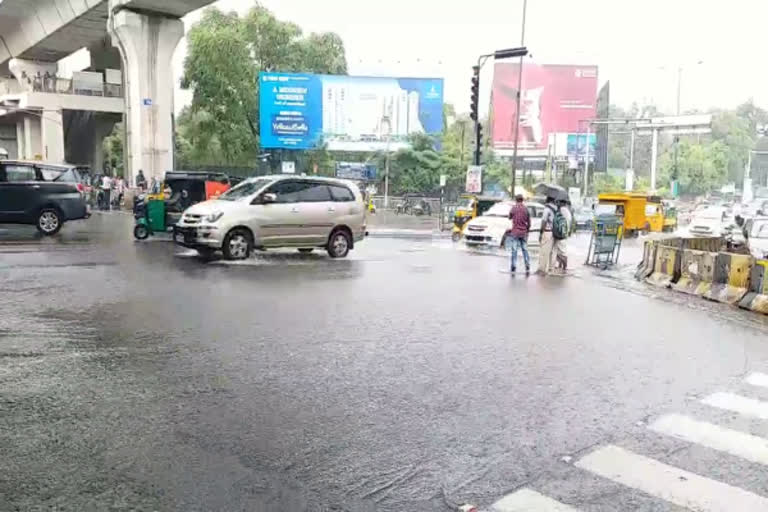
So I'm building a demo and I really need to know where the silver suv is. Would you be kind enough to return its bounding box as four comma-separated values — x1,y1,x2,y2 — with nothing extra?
173,175,367,260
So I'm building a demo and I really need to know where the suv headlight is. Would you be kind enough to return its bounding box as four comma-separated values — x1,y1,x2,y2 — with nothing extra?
205,211,224,223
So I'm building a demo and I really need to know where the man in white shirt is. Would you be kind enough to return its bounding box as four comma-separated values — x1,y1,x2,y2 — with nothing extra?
101,174,112,210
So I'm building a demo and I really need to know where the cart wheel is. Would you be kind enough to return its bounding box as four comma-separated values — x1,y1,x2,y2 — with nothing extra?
134,224,149,240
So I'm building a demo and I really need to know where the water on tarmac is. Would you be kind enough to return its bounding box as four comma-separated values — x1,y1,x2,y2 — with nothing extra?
3,213,768,511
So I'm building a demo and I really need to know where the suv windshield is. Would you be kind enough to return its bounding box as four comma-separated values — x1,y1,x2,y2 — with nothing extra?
218,178,273,201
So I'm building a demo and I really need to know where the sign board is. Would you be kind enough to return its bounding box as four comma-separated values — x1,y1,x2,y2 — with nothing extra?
439,174,447,187
568,187,581,207
335,162,376,180
566,133,597,159
72,71,103,94
142,98,153,106
259,72,444,151
492,63,598,151
281,161,295,174
466,165,482,193
105,69,122,85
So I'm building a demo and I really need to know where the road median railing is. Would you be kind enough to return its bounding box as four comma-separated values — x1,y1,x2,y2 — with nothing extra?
739,259,768,314
672,249,716,297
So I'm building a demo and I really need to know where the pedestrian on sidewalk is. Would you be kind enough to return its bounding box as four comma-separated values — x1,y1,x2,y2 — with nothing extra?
553,199,573,273
114,176,125,209
135,169,146,191
100,173,112,211
507,194,531,274
537,196,557,275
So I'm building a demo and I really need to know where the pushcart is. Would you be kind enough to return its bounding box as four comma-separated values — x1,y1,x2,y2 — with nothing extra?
586,214,624,269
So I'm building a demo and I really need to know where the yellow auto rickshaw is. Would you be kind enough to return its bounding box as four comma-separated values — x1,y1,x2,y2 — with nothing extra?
645,196,665,233
597,193,649,237
451,194,504,241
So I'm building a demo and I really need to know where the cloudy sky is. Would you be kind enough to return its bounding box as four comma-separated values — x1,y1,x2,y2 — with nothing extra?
174,0,768,115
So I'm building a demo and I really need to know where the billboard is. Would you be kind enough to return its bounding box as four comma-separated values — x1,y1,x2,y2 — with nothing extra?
335,162,377,180
491,64,598,151
566,133,597,158
259,72,444,151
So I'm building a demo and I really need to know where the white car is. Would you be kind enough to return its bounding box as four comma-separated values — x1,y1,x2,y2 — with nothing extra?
463,201,546,247
747,217,768,259
689,206,728,237
174,175,367,260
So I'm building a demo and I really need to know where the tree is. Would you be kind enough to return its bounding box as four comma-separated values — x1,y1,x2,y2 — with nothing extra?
179,4,347,167
102,124,124,176
659,139,728,195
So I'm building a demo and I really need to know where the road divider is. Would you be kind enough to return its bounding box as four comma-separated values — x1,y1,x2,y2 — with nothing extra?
646,244,680,288
635,240,658,280
703,252,753,305
673,249,715,296
739,259,768,314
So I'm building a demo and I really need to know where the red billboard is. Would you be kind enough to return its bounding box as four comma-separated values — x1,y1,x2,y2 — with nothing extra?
491,63,598,151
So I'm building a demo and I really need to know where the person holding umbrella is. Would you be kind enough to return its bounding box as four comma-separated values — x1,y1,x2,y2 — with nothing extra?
538,196,557,275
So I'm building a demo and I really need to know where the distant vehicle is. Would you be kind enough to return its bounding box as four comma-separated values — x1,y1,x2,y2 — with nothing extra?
463,201,545,248
746,217,768,259
0,160,89,235
174,175,366,260
573,207,595,231
689,206,728,237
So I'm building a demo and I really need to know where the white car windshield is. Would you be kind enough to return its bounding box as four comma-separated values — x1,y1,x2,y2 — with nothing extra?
696,208,724,220
595,204,616,215
218,178,273,201
483,203,512,217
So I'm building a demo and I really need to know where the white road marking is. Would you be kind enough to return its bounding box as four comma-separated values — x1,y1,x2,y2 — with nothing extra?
702,392,768,419
745,372,768,388
575,444,768,511
649,413,768,466
491,488,581,511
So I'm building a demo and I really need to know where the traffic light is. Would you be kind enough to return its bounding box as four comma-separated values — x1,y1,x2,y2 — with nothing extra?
474,123,483,166
470,66,480,122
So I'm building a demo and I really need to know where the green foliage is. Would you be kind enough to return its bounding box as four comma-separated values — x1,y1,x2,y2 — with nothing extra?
178,3,347,167
593,173,624,194
102,124,124,176
659,140,728,195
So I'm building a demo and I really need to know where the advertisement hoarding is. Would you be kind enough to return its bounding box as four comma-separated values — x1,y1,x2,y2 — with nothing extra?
491,63,598,151
335,162,377,180
466,165,482,193
566,133,597,158
259,72,444,151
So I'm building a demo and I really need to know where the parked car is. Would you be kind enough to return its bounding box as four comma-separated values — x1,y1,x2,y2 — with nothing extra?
173,175,367,260
0,160,89,235
747,217,768,259
463,201,545,247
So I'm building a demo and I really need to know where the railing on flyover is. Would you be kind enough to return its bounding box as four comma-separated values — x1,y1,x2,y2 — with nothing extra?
0,78,122,98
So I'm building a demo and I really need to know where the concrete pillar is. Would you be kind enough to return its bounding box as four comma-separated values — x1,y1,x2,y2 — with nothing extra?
108,7,183,185
41,109,65,162
23,115,41,160
650,128,659,192
16,120,25,159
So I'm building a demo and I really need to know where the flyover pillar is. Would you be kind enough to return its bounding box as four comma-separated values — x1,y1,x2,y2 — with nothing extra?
108,7,183,185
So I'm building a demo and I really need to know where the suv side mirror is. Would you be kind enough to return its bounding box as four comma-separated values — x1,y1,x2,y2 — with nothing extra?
260,192,277,204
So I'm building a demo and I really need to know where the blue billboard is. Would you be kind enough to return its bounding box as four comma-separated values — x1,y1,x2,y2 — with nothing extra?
259,72,444,151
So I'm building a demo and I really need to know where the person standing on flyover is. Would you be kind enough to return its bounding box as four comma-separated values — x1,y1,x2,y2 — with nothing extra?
537,196,557,275
507,194,531,274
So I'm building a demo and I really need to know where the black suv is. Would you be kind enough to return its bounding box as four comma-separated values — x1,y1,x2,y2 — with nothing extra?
0,161,89,235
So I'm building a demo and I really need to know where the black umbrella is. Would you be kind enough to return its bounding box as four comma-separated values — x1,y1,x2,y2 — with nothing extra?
534,182,568,202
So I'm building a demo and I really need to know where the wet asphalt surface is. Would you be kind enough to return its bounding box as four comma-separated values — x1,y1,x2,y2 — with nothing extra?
3,213,768,511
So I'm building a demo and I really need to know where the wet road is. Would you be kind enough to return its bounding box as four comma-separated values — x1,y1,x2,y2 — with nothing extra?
3,213,768,511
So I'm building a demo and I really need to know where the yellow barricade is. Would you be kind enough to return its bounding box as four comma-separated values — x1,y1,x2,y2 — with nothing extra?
672,249,716,296
646,245,680,288
704,253,754,305
635,240,658,280
739,259,768,314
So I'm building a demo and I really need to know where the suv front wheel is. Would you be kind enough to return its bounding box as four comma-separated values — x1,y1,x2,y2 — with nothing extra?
327,229,351,258
37,208,62,236
222,228,253,260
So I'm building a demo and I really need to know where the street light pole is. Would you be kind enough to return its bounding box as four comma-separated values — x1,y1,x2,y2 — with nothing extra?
509,0,528,195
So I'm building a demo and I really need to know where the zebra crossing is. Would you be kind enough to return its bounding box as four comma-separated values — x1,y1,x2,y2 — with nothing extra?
485,372,768,511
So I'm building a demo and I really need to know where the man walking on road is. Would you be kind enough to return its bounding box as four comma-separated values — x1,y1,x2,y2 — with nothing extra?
508,194,531,274
553,199,573,273
537,196,557,275
100,173,113,211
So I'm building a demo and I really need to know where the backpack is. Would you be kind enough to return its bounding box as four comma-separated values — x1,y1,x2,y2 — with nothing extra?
550,205,569,240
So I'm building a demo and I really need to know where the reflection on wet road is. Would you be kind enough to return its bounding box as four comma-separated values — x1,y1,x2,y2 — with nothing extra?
3,214,768,511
